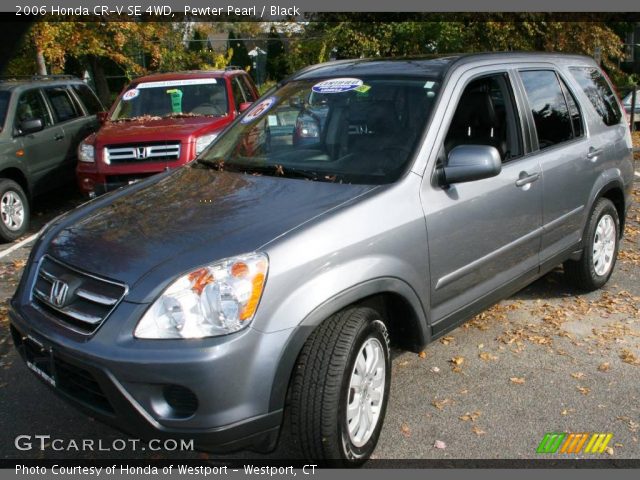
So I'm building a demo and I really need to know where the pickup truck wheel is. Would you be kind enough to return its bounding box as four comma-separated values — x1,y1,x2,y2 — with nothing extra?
290,307,390,464
0,179,29,242
564,198,619,291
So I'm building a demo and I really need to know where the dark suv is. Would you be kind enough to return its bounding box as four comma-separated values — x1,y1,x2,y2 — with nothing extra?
9,53,634,464
0,75,103,242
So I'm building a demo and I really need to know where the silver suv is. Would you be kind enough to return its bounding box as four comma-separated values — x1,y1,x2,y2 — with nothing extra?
10,53,634,464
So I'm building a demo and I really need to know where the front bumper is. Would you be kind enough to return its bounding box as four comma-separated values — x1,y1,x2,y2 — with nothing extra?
9,303,290,453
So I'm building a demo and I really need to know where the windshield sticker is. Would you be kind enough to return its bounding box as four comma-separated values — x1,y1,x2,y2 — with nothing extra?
424,81,435,89
166,89,183,113
136,78,217,89
241,96,277,124
122,89,139,101
312,78,363,94
354,84,371,94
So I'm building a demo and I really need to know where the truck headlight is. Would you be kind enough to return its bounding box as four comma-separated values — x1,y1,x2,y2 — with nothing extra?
134,253,268,339
195,133,218,156
78,140,95,163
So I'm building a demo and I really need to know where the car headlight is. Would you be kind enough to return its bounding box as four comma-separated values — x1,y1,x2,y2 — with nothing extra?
195,133,218,156
134,253,268,339
78,140,95,163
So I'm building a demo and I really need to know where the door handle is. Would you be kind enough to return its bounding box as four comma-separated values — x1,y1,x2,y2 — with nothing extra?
53,133,65,141
586,147,602,161
515,171,540,187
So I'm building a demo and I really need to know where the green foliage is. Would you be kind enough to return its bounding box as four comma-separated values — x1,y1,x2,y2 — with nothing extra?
228,30,251,71
266,25,287,81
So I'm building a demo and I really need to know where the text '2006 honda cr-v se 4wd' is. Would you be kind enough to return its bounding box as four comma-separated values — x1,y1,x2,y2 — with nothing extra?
10,53,634,464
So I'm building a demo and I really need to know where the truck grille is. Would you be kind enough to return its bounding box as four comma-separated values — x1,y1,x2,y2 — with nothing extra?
31,256,128,335
104,142,181,164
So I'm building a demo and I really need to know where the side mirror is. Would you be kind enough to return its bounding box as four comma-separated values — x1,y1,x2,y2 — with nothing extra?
96,111,108,124
239,102,253,113
19,118,44,135
439,145,502,185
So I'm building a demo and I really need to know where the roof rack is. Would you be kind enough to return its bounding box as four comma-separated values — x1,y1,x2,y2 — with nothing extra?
224,66,242,71
0,74,78,83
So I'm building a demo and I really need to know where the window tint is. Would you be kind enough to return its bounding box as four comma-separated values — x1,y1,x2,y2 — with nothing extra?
560,78,584,138
569,67,622,126
240,75,257,102
0,91,10,129
44,87,81,122
71,84,103,115
444,73,522,161
520,70,573,150
231,78,247,111
15,89,52,129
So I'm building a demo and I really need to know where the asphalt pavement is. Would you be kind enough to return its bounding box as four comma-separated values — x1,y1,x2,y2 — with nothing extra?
0,176,639,462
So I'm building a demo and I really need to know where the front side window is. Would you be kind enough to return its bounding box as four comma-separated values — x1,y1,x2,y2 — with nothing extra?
15,89,52,130
44,87,81,123
197,76,440,185
569,67,622,127
231,78,247,112
111,78,229,120
0,91,10,131
520,70,573,150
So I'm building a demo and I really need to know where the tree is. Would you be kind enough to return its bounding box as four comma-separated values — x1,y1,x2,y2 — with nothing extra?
227,30,251,70
266,25,287,80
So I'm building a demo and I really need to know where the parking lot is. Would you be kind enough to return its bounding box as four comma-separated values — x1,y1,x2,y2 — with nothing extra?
0,163,639,462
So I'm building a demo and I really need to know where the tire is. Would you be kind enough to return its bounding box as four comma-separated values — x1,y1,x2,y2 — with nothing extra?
290,307,391,465
564,198,620,291
0,179,30,243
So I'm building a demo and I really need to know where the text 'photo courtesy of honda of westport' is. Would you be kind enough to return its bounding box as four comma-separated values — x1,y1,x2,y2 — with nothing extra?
10,53,634,464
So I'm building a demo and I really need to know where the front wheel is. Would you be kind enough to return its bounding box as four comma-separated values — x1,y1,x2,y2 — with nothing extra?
564,198,620,291
290,307,391,465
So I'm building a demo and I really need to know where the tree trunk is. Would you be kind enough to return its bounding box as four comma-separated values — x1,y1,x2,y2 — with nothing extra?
35,49,47,76
89,57,111,106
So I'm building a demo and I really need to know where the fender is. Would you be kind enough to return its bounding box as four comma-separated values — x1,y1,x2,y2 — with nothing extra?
267,276,429,411
582,168,628,241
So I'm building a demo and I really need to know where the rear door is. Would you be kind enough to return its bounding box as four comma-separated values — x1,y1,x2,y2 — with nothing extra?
515,69,596,267
422,69,543,334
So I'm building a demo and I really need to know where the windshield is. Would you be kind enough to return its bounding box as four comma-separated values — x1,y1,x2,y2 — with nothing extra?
196,76,440,184
110,78,228,121
0,91,10,130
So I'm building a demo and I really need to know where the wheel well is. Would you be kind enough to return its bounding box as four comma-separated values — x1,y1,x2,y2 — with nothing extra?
356,292,426,352
599,185,626,237
0,168,30,198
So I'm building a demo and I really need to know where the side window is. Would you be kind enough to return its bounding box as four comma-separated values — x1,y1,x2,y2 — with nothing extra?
560,78,584,138
444,73,523,162
71,84,103,115
519,70,573,150
14,89,52,130
240,75,257,102
569,66,622,127
44,87,81,123
231,78,247,112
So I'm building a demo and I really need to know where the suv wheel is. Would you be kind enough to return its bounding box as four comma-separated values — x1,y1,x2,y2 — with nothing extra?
290,307,391,464
564,198,619,291
0,179,29,242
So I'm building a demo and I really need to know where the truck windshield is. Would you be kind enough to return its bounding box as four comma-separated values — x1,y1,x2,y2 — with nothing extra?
0,91,10,130
110,79,228,121
196,76,440,185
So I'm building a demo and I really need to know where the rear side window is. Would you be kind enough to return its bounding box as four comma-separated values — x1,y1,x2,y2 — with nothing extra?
560,78,584,138
569,67,622,126
520,70,575,150
71,84,103,115
44,87,81,123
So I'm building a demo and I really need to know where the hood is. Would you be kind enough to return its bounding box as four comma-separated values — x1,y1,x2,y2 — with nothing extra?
95,116,231,144
47,167,375,299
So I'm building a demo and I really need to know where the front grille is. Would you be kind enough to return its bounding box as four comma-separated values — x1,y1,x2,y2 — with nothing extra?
31,256,127,335
104,142,181,164
54,356,114,414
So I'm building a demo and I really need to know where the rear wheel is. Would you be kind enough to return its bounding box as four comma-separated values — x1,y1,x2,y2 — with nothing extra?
564,198,619,291
290,307,390,464
0,179,29,243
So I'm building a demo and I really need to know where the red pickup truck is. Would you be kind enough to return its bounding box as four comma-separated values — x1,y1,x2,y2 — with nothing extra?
76,69,259,196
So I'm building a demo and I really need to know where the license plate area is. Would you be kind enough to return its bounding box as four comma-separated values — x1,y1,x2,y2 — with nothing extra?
23,336,56,387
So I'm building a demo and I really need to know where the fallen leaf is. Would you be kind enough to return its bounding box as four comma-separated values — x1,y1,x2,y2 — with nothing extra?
430,366,440,373
440,336,455,345
598,362,611,372
472,425,486,436
478,343,484,349
479,352,498,361
571,372,585,379
620,349,640,365
400,423,411,437
510,377,526,385
577,386,591,395
418,351,427,359
605,446,614,455
432,398,452,410
398,360,409,367
433,440,446,449
459,411,481,422
450,356,465,366
561,408,575,416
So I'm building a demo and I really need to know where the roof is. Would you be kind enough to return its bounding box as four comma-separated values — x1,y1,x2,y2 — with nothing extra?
289,51,596,81
130,69,245,85
0,75,85,91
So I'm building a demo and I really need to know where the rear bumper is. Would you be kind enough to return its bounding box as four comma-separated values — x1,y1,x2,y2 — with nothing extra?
9,304,288,453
